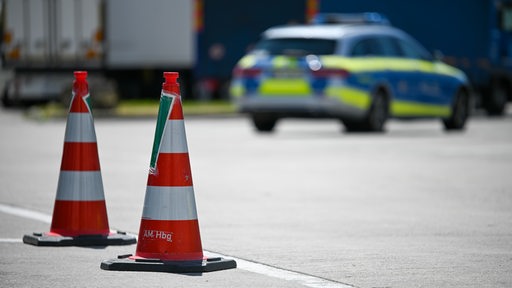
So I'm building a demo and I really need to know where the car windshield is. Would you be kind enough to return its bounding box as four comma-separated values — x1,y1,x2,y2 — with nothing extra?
252,38,337,56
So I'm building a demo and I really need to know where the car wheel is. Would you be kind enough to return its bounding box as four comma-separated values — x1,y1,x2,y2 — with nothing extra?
252,113,278,132
484,81,507,116
343,89,388,132
341,119,365,132
443,89,469,130
366,90,388,131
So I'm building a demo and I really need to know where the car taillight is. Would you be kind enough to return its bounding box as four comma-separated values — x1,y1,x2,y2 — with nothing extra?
312,68,349,78
233,67,262,78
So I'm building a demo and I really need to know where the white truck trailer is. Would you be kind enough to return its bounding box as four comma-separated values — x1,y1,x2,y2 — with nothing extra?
1,0,194,107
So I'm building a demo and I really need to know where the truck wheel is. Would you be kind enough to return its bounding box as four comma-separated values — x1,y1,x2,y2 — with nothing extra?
252,113,278,132
1,86,13,108
60,85,73,107
484,81,508,116
60,79,119,109
443,89,469,130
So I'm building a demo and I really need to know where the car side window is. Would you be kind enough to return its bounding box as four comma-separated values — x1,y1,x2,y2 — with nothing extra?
395,37,432,60
378,37,402,57
351,37,382,57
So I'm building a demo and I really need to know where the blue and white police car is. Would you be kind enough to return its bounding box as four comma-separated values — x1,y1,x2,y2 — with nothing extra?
230,13,471,132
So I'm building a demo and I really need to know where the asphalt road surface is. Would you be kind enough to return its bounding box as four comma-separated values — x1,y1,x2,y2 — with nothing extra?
1,106,511,288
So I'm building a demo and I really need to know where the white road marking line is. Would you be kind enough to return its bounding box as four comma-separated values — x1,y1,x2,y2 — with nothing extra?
0,203,355,288
0,238,22,243
205,251,354,288
0,203,52,223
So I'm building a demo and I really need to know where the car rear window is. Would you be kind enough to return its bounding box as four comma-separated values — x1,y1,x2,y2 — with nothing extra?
252,38,337,56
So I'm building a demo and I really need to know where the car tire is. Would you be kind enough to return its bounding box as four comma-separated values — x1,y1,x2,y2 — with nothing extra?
366,89,389,131
443,89,469,130
341,119,364,132
343,89,388,132
252,113,278,132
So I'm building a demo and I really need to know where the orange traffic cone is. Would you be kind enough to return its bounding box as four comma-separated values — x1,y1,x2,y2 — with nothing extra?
101,72,236,273
23,71,136,246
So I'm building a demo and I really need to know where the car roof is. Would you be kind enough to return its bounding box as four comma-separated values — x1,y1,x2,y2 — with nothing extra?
262,24,406,40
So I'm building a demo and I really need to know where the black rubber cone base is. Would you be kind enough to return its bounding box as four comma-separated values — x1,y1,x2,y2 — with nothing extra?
101,254,236,273
23,231,136,247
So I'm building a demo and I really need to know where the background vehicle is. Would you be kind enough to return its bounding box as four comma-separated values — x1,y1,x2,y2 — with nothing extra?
230,15,471,133
316,0,512,115
3,0,509,116
0,0,309,107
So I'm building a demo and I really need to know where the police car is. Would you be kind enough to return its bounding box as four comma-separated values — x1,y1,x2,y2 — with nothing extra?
230,13,471,132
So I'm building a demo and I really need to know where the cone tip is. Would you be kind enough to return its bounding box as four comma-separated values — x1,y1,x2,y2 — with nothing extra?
74,71,88,80
163,72,179,84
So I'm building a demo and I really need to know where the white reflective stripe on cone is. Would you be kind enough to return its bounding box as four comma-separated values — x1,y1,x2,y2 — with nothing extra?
55,171,105,201
142,186,198,221
159,120,188,153
64,113,97,143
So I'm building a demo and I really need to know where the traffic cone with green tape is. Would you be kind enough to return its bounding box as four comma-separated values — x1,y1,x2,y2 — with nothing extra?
23,71,136,246
101,72,236,273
